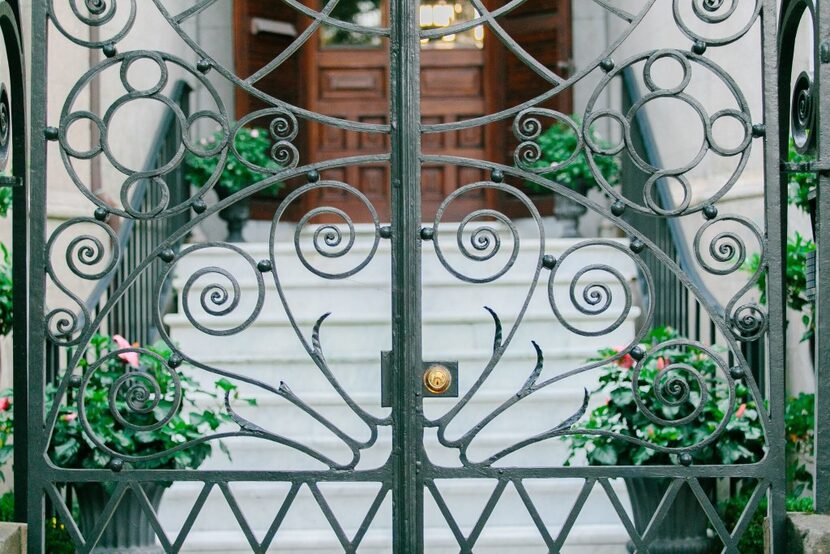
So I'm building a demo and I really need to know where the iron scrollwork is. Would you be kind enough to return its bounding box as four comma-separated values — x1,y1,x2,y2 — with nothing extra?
29,0,791,551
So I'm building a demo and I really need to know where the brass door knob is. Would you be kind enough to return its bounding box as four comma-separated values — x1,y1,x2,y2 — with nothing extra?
423,364,452,395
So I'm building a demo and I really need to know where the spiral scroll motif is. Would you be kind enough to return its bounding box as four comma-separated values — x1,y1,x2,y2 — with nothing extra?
175,243,266,337
270,180,381,280
49,0,137,48
45,218,120,346
77,349,184,457
432,181,541,284
512,109,582,173
548,240,650,337
631,340,733,440
672,0,761,46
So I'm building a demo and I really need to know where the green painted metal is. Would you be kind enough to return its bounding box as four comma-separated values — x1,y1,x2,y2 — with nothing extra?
11,0,823,552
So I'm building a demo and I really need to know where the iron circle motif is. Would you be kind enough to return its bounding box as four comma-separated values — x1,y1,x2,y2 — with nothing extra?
0,84,9,172
673,0,761,46
583,48,754,216
57,50,232,220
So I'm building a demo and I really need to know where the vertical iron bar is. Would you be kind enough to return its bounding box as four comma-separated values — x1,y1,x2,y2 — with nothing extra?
27,0,48,548
3,0,26,525
389,0,423,551
813,0,830,515
763,0,787,548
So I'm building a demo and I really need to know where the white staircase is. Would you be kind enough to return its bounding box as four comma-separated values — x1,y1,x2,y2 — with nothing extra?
160,225,640,552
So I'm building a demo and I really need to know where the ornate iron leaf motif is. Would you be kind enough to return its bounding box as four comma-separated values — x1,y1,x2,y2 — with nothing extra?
28,0,799,551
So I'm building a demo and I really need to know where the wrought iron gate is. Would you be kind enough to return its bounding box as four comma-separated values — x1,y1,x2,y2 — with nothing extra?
12,0,830,552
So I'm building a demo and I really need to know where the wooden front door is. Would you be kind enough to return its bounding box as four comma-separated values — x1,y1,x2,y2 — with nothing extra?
234,1,572,222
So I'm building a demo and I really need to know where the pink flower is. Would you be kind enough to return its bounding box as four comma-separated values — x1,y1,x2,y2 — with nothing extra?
736,403,747,418
612,346,634,369
61,413,77,423
617,353,634,369
656,357,667,370
112,335,139,368
0,398,10,411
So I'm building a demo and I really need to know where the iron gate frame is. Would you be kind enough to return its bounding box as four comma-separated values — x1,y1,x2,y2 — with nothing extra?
13,0,830,552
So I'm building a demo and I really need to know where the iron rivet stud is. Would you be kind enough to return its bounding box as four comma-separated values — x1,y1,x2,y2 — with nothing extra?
599,58,615,72
379,225,392,239
192,199,207,214
679,453,693,467
168,353,183,369
159,249,176,263
630,346,646,361
611,201,626,217
692,41,707,55
629,238,646,254
108,458,124,472
752,124,766,138
702,205,718,220
730,366,745,380
491,169,504,183
44,126,59,141
257,259,272,273
102,43,118,58
542,254,557,270
420,227,435,241
196,58,213,74
69,375,82,388
821,40,830,64
306,170,320,183
93,207,109,222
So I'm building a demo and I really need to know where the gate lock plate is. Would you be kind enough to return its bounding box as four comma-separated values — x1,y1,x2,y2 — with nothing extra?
381,352,458,407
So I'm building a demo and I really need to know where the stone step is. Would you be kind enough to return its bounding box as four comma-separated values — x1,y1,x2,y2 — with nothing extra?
191,428,577,472
170,525,629,553
177,346,608,395
159,478,631,535
170,274,632,321
165,310,639,358
186,387,603,469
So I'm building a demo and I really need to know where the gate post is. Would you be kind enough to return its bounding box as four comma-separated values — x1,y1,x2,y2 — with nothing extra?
813,0,830,517
765,0,788,550
389,0,424,551
0,0,25,528
25,0,49,551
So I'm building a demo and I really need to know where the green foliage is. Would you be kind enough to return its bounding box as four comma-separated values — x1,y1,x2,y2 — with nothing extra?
719,490,814,553
48,334,250,471
563,327,765,467
524,116,620,193
787,141,815,213
745,139,816,341
745,232,815,341
786,392,815,496
0,389,12,479
0,492,74,553
185,126,283,197
0,188,11,218
0,244,12,337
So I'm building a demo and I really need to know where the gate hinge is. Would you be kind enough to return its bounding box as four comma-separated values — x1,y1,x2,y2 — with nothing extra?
781,161,830,174
0,175,21,188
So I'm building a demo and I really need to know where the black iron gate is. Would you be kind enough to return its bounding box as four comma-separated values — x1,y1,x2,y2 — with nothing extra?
10,0,830,552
